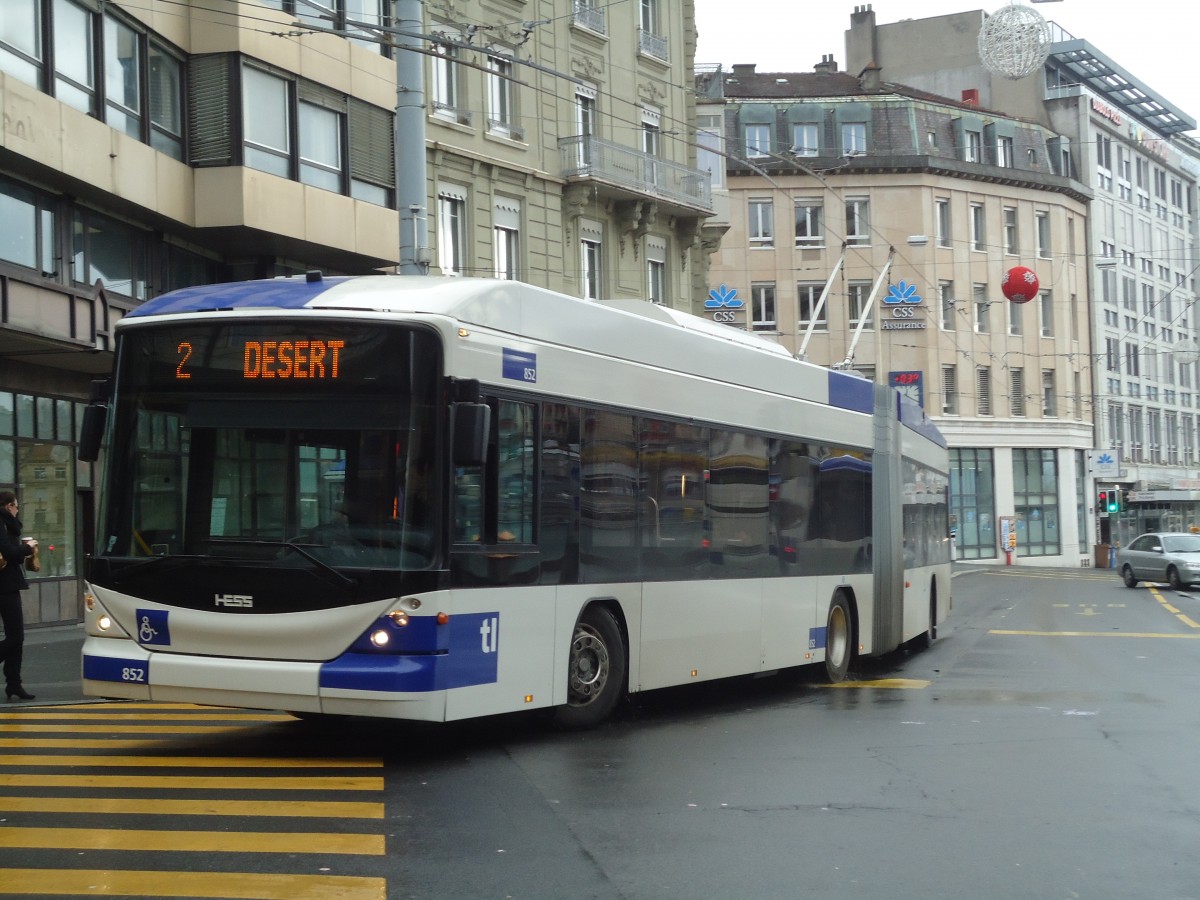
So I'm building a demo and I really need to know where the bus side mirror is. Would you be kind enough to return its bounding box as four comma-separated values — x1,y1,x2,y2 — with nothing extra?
78,403,107,462
78,380,110,463
452,402,491,467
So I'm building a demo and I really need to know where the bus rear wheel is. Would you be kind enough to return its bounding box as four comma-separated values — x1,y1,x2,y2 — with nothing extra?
825,593,854,683
554,607,626,729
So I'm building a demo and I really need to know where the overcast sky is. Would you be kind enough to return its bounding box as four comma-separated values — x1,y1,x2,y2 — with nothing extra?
693,0,1198,134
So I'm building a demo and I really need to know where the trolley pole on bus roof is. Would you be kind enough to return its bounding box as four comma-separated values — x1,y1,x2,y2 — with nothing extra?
394,0,430,275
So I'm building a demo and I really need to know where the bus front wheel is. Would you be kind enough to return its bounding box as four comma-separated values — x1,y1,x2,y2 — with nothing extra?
554,606,627,729
825,593,854,683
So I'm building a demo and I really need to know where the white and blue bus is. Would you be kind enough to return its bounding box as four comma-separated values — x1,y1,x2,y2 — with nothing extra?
79,275,951,727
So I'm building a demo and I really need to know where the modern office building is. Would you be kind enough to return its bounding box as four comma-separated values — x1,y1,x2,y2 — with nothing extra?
1,0,711,625
844,5,1200,552
697,60,1095,566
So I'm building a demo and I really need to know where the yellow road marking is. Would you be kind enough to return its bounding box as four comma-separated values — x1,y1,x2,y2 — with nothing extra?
0,796,384,818
0,724,253,734
0,774,382,790
0,827,384,855
0,868,385,899
990,629,1200,638
0,754,380,769
42,703,253,710
1147,585,1200,629
0,738,206,748
826,678,931,689
0,711,291,721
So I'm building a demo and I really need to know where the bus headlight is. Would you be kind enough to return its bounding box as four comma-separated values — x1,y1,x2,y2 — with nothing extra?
97,614,112,632
369,629,391,648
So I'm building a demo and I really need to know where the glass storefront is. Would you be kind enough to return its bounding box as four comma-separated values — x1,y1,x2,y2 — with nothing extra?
1,389,89,582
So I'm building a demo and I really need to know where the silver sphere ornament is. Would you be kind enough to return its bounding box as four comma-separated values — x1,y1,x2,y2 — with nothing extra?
978,2,1051,81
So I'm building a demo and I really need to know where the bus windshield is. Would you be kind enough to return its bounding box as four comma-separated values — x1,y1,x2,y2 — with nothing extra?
96,320,442,571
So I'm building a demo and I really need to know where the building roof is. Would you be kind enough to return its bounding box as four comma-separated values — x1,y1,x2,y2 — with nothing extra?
1047,36,1195,136
713,63,1010,118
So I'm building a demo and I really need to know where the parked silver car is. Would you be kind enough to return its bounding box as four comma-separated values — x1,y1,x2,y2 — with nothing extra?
1116,532,1200,589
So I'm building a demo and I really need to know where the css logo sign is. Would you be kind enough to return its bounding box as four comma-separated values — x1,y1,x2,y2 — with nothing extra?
705,284,744,323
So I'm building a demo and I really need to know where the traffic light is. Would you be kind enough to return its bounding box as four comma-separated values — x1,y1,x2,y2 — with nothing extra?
1098,489,1120,514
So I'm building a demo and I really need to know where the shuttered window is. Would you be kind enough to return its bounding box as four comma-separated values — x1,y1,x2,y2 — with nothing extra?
976,366,992,416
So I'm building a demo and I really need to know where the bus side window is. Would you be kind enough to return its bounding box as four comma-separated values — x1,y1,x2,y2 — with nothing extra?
453,398,536,545
496,400,535,544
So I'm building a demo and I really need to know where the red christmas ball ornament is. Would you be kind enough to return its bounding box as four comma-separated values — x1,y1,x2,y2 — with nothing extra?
1002,266,1039,304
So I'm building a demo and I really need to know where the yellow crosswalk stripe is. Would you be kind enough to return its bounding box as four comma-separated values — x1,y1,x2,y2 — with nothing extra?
0,723,252,734
0,711,292,721
0,773,382,790
0,796,385,818
0,754,380,768
0,868,385,900
0,827,383,854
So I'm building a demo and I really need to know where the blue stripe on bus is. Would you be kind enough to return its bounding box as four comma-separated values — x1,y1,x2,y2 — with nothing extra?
320,611,500,693
126,277,350,318
826,370,874,414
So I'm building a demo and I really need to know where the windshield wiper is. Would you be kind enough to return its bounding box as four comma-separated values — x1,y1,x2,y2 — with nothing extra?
277,540,359,590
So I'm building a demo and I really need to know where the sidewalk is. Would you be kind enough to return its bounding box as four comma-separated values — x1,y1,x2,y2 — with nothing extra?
11,623,87,705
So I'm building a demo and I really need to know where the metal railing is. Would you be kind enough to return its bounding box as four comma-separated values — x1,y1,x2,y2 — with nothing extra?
559,135,712,211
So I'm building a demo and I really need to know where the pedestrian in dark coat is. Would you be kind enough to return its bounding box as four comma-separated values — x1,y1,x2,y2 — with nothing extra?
0,491,37,701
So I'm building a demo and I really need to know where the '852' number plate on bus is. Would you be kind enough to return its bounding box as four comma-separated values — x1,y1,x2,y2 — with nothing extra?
83,655,150,685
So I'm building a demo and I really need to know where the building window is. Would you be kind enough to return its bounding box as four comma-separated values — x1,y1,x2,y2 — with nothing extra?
55,0,96,114
1012,449,1060,557
797,282,827,331
842,122,866,155
792,123,818,156
845,197,870,246
493,198,521,281
966,130,982,163
243,66,292,178
103,14,140,139
1036,211,1051,258
794,200,823,247
749,283,775,331
976,366,992,416
748,199,773,247
1008,298,1022,336
1042,370,1057,417
950,448,996,560
431,42,465,122
973,283,989,333
939,280,956,330
1040,291,1053,337
646,237,667,304
437,187,467,276
71,207,147,300
0,177,57,277
745,123,771,158
935,198,951,248
848,282,873,330
942,365,958,415
299,98,344,192
1009,368,1025,417
486,54,517,137
997,135,1014,168
580,221,603,300
970,203,986,252
696,116,724,190
1003,206,1018,255
641,105,662,185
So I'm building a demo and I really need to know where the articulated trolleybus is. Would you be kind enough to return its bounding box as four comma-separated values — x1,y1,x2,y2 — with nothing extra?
80,275,951,727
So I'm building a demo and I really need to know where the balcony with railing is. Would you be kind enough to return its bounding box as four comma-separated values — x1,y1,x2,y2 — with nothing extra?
638,29,669,62
571,2,606,35
559,135,713,215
